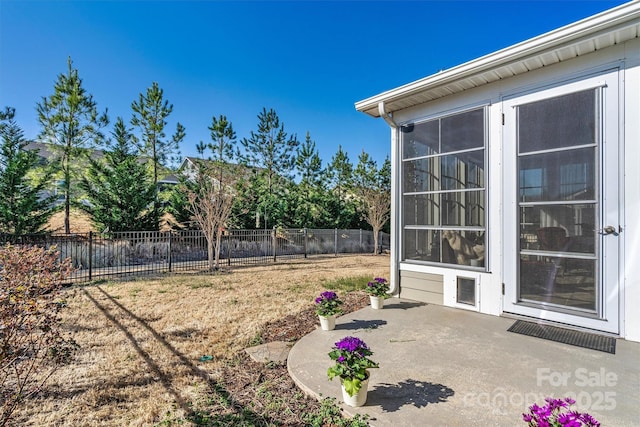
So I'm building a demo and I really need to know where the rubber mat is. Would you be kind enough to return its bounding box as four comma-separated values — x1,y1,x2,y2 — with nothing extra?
507,320,616,354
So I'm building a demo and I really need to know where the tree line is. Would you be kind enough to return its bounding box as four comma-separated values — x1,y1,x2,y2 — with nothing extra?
0,57,391,258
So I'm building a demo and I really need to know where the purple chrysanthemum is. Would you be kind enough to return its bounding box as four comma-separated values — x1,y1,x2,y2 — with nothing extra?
334,336,368,353
321,291,338,300
523,397,600,427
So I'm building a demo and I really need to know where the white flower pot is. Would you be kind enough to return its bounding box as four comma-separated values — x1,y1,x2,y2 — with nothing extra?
319,315,336,331
341,377,369,407
370,295,384,309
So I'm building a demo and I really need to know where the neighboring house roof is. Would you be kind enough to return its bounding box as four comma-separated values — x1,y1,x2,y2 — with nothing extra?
158,174,180,185
25,141,106,162
355,1,640,118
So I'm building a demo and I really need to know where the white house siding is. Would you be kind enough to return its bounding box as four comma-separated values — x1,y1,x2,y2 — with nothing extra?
387,37,639,341
623,37,640,342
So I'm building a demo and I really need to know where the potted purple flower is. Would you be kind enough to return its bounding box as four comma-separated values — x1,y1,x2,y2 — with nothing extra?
523,397,600,426
327,336,378,407
365,277,389,309
315,291,343,331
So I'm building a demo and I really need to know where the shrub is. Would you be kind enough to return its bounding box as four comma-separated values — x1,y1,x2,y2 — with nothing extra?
0,244,74,426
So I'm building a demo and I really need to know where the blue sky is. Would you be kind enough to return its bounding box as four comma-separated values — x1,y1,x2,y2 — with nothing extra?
0,0,629,169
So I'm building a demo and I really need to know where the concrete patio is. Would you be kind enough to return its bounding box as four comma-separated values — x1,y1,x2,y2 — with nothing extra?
287,299,640,426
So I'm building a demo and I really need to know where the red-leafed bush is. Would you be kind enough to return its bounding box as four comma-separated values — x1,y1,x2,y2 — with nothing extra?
0,245,74,426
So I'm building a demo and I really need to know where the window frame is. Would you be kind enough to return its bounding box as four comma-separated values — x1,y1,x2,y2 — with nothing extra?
400,105,488,270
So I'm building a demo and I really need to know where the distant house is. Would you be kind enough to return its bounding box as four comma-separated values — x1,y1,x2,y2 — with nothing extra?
177,156,261,181
356,3,640,342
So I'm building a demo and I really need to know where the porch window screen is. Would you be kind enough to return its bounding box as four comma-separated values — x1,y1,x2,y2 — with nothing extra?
401,108,486,268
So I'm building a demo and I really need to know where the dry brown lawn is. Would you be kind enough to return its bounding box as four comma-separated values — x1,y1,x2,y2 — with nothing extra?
14,254,389,426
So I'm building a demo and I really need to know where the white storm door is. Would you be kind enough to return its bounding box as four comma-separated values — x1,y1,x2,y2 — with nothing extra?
502,71,620,334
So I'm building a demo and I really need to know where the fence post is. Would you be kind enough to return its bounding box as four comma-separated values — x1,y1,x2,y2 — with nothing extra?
334,228,338,256
168,232,172,272
272,226,277,262
88,231,93,281
303,228,308,259
359,228,362,249
227,233,231,266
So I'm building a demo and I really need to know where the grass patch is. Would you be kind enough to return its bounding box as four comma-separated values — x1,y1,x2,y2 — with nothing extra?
129,286,142,297
322,275,372,293
189,281,215,290
303,397,370,427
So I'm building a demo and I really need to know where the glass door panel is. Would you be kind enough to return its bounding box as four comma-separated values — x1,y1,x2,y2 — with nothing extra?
517,88,598,313
502,70,620,333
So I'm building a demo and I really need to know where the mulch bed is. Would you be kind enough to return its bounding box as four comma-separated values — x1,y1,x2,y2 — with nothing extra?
215,291,370,426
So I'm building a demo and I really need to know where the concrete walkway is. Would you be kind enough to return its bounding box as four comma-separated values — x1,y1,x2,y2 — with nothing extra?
287,299,640,426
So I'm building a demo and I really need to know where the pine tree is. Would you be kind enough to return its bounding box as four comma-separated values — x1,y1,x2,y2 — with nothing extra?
79,117,158,232
131,82,185,189
326,145,355,228
36,57,109,234
293,131,324,227
239,108,298,228
0,107,56,234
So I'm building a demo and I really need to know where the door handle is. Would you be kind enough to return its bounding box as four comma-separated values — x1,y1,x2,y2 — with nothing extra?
598,226,619,236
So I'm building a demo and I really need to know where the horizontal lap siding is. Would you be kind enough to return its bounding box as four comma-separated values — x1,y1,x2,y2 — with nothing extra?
400,270,444,305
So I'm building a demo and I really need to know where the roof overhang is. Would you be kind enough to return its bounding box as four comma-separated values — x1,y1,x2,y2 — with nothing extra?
355,1,640,118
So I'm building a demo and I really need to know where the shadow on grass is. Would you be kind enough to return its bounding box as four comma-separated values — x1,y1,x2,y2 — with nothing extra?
367,379,455,412
83,286,276,424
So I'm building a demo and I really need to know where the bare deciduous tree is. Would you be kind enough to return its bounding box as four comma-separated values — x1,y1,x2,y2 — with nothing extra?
184,160,238,270
183,115,239,271
352,151,391,254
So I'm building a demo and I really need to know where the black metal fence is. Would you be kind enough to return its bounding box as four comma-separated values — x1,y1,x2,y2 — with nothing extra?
0,228,390,283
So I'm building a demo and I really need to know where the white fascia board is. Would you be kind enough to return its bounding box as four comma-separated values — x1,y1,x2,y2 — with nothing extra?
355,1,640,117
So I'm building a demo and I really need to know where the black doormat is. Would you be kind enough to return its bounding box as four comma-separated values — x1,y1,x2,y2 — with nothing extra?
507,320,616,354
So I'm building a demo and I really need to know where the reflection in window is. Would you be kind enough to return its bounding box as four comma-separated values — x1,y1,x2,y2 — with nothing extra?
401,107,486,268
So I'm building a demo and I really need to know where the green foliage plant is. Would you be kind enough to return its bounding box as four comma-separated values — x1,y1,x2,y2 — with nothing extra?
314,291,343,317
80,117,159,231
327,336,378,397
303,397,369,427
0,107,57,234
365,277,390,298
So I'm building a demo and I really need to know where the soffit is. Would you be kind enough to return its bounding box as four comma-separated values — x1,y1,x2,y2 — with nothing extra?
355,2,640,118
